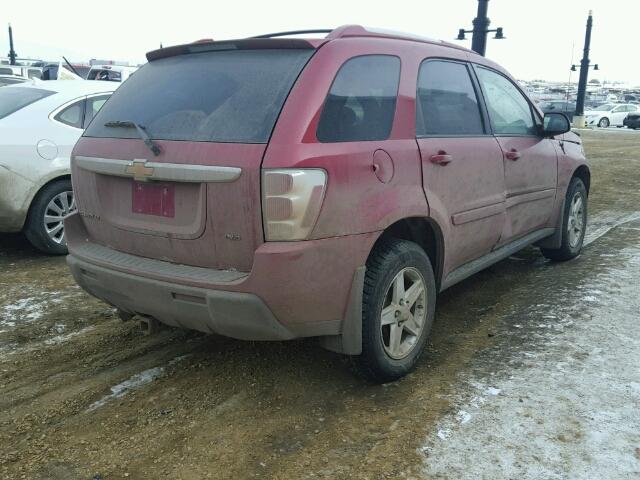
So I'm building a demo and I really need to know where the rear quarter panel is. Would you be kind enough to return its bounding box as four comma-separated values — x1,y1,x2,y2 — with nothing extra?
265,38,439,239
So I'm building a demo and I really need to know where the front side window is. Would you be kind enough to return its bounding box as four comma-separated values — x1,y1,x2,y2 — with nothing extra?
317,55,400,142
416,60,484,136
476,67,537,136
54,100,85,128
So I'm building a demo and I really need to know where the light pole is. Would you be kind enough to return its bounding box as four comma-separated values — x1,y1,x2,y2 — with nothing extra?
456,0,505,56
8,24,17,65
573,11,598,128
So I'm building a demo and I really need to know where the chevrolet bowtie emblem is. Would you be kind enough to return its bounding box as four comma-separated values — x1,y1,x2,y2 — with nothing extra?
125,160,154,181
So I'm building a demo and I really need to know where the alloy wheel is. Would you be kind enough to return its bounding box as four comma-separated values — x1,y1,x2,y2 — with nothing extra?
567,191,585,248
380,267,428,360
44,191,76,245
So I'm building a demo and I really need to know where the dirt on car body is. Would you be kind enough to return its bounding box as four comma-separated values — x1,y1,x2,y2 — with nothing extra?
1,129,639,479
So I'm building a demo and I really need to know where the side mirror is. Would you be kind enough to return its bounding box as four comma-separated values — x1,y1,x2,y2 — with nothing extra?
543,112,571,137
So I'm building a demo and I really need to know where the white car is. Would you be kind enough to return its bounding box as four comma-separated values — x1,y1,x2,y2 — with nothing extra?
87,65,137,82
0,75,29,87
584,103,640,128
0,80,116,253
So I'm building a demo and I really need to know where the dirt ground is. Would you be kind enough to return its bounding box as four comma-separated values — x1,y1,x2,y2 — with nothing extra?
1,129,639,480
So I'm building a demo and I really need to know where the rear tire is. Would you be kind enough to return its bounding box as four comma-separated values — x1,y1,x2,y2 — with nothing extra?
24,179,75,255
356,239,436,383
541,177,587,262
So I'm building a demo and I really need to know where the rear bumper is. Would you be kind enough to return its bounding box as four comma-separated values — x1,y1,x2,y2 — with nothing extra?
65,213,378,343
67,255,295,340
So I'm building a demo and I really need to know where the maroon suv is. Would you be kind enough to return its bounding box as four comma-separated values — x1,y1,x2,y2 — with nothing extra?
66,26,589,382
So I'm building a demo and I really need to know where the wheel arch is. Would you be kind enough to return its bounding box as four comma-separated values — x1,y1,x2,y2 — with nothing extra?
25,174,72,222
572,164,591,194
372,216,445,291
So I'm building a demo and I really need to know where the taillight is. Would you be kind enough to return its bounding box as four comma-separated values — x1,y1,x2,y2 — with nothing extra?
262,169,327,241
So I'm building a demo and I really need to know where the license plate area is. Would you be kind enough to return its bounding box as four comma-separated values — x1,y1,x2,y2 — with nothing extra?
132,181,175,218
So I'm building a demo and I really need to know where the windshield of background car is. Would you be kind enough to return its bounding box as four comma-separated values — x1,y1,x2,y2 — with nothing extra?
84,49,314,143
592,104,614,111
0,87,54,119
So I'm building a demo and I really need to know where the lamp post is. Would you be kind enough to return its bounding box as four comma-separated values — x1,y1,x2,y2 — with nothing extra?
8,24,17,65
573,11,598,128
456,0,505,56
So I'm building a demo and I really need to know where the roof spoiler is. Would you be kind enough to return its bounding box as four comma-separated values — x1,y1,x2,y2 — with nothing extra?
146,38,317,62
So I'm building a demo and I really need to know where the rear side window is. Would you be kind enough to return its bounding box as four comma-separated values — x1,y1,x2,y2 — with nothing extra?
85,49,313,143
416,60,484,136
317,55,400,142
54,100,85,128
476,67,537,136
0,87,54,120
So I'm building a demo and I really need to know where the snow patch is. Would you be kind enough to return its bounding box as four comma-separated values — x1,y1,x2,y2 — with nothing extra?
44,326,95,345
86,355,188,412
584,211,640,246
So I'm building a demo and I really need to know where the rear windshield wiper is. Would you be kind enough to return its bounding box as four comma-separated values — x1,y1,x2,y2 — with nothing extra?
103,120,161,156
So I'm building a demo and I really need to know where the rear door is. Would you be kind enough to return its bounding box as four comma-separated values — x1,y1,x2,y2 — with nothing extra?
474,66,557,242
416,59,506,274
72,47,314,272
610,105,629,126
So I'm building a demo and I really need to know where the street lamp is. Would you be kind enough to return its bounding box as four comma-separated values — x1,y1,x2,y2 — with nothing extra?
573,11,597,128
571,64,599,72
7,24,17,65
455,0,505,56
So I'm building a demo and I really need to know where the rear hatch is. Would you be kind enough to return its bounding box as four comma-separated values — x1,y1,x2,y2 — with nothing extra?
72,41,315,272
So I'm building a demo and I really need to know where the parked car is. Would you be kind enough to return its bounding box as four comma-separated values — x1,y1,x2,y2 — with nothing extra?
0,74,29,87
623,112,640,129
539,100,576,121
66,26,589,382
584,103,640,128
0,65,42,79
0,80,116,254
86,65,137,82
41,63,91,80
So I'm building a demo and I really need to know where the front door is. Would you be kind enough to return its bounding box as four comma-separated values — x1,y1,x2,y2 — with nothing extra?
474,66,558,242
416,59,506,276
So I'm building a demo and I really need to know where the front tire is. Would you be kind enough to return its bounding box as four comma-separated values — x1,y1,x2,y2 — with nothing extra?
356,239,436,383
541,177,587,261
24,179,76,255
598,117,610,128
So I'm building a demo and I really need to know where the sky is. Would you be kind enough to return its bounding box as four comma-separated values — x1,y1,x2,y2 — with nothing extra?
1,0,638,85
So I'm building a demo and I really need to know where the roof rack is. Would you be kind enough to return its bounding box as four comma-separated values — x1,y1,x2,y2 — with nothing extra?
249,25,467,51
251,29,332,39
147,25,470,62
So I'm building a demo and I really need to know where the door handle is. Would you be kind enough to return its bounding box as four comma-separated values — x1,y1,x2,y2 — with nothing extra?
505,149,521,161
430,151,453,166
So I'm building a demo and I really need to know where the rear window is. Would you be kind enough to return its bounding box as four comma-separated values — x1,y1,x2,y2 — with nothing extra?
85,49,313,143
0,87,54,119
